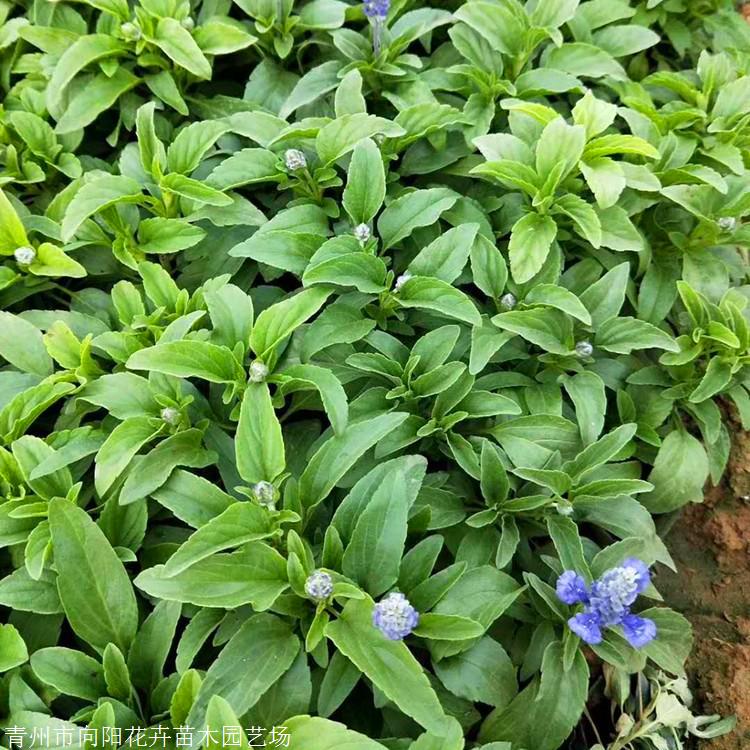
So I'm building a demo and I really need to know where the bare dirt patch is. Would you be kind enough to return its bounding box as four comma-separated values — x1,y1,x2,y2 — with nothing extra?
658,423,750,749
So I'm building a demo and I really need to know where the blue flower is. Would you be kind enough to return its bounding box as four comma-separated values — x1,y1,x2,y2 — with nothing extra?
372,592,419,641
363,0,389,19
556,570,589,605
556,559,657,649
568,611,603,645
589,558,650,626
621,613,657,648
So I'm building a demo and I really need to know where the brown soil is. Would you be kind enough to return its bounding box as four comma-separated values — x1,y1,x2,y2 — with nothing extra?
657,425,750,749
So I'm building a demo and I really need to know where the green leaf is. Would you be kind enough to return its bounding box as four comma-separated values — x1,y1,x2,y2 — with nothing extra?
281,363,349,434
30,647,105,701
250,288,330,361
138,218,206,254
316,114,403,166
593,24,660,57
0,623,28,672
29,243,86,278
119,429,215,506
546,515,590,577
48,498,138,653
0,567,63,614
166,120,229,175
343,138,386,224
55,69,139,135
413,613,485,640
236,382,286,484
342,459,426,596
152,18,211,79
580,262,630,327
479,642,589,749
94,416,159,497
206,148,281,190
554,194,602,247
561,371,606,445
409,224,479,283
580,158,626,209
47,34,126,111
689,357,733,403
160,173,233,206
508,213,558,284
396,277,481,326
280,60,342,119
595,317,679,354
433,636,516,708
641,430,709,513
126,341,242,383
185,614,299,732
535,118,586,183
163,503,275,577
127,600,181,691
378,189,458,249
318,651,361,717
470,234,508,299
0,313,53,376
491,309,571,354
0,188,29,254
326,598,449,734
62,175,143,242
281,717,388,750
640,608,692,676
135,543,288,609
299,412,409,510
524,284,591,325
303,249,388,293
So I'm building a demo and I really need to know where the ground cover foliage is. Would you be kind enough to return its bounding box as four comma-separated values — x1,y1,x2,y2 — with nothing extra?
0,0,750,747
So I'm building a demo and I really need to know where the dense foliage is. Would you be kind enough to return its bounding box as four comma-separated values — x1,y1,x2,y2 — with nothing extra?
1,0,749,748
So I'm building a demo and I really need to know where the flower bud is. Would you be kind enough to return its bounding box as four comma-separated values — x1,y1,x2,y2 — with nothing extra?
251,480,276,507
181,17,195,31
284,149,307,171
575,340,593,358
249,360,269,382
354,223,371,243
120,21,141,40
160,407,180,426
14,246,36,266
718,216,736,232
393,271,412,292
304,570,333,601
500,292,516,310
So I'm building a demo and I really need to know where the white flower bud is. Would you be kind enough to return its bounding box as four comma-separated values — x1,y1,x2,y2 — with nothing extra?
120,21,141,40
718,217,736,232
354,223,371,243
160,407,180,426
14,246,36,266
555,501,574,516
500,292,516,310
181,17,195,31
249,360,269,382
394,271,412,292
575,340,594,358
284,149,307,171
251,481,276,507
305,570,333,601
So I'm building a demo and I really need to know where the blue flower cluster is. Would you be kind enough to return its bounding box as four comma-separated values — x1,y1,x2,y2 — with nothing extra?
556,558,657,648
363,0,390,19
372,592,419,640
